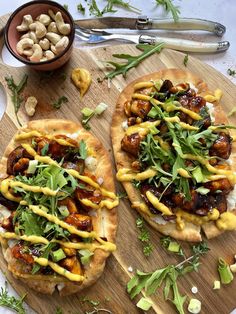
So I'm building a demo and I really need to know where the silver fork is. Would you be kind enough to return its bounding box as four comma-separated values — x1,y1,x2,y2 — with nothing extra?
75,28,230,53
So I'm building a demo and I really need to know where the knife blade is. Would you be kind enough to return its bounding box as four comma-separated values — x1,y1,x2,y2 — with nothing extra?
74,16,226,37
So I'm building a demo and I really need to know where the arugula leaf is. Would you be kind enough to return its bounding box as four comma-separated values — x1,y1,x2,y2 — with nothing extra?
41,143,49,156
155,0,180,22
21,211,44,236
79,140,87,160
87,0,140,17
32,242,57,274
0,284,26,314
52,96,68,109
105,43,164,80
227,68,236,77
5,74,28,126
169,268,186,314
136,217,153,257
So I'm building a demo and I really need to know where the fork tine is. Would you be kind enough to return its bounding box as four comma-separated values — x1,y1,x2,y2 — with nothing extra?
75,29,90,38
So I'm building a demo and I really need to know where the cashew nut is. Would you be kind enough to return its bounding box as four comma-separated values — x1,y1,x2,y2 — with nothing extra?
22,49,33,57
46,32,61,45
20,32,30,39
44,50,55,60
47,22,58,33
55,12,71,35
48,9,56,21
16,38,34,55
39,38,50,50
16,14,33,32
50,44,57,55
29,44,43,62
36,14,51,26
29,21,47,39
55,36,69,54
40,57,48,62
25,96,38,116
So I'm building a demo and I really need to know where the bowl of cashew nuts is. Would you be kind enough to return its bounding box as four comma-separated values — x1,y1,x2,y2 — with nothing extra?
4,0,75,71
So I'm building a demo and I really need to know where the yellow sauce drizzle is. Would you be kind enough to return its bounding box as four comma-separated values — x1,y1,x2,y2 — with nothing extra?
10,181,58,196
16,132,75,147
0,179,21,202
177,168,191,178
133,81,154,90
80,198,119,210
216,212,236,230
29,205,96,238
176,208,220,230
131,202,154,217
146,191,173,216
178,122,199,131
125,120,161,136
116,168,156,182
34,257,84,281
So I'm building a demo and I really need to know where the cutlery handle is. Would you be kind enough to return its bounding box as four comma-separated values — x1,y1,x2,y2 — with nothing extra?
139,35,230,53
137,16,226,37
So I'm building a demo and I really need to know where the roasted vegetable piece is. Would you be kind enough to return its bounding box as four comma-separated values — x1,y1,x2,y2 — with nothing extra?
60,256,83,274
0,195,18,210
58,198,78,214
130,99,152,118
121,133,142,157
64,213,92,231
11,243,34,264
0,211,15,231
204,178,233,194
209,132,232,159
75,186,102,205
7,146,32,175
13,157,30,175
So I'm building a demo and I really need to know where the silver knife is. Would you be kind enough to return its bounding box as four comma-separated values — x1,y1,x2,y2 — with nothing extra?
75,16,226,37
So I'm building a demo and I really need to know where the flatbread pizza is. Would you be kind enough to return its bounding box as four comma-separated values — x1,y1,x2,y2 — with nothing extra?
0,119,118,295
111,68,236,242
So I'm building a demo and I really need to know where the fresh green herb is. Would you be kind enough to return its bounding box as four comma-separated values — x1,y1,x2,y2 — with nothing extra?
104,43,164,80
41,143,49,156
88,0,140,17
52,96,68,109
82,297,100,306
55,307,63,314
79,140,87,159
32,242,57,274
127,242,209,314
136,297,153,311
77,3,86,14
218,258,234,284
160,236,184,255
79,249,94,265
183,54,188,67
117,191,128,199
136,217,153,256
0,283,26,314
63,4,68,10
227,68,236,76
5,74,28,126
81,103,108,129
155,0,180,22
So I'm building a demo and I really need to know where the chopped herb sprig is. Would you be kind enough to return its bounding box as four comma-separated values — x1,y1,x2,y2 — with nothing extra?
5,74,28,126
52,96,68,109
0,284,26,314
183,54,188,67
136,217,153,256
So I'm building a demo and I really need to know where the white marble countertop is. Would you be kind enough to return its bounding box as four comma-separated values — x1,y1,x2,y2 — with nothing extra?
0,1,235,313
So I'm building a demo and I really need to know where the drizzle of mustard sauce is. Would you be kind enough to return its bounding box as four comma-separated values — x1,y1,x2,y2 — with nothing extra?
133,81,154,91
178,122,199,131
10,181,58,196
125,120,160,136
131,202,154,217
80,198,119,210
29,205,96,238
146,191,173,216
216,212,236,230
116,168,156,182
177,168,191,178
34,257,84,281
0,179,21,202
176,208,220,230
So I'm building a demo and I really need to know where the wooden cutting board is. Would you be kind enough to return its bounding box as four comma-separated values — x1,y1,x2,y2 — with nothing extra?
0,13,236,314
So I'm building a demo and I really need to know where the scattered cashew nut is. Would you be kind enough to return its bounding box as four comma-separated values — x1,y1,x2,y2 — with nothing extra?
55,12,71,35
47,21,58,33
16,14,33,32
46,32,61,45
44,50,55,60
29,44,43,62
16,38,34,55
39,38,50,50
50,44,57,55
25,96,38,116
55,36,69,54
22,49,33,57
48,9,56,21
36,14,51,26
29,21,47,39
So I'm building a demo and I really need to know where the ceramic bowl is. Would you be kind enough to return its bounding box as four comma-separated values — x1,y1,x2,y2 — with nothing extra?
4,0,75,71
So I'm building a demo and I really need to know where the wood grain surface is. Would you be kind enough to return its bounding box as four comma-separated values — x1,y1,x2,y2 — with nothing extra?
0,14,236,314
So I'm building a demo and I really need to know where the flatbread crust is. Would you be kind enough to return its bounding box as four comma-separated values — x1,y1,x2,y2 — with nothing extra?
0,119,117,296
111,68,236,241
